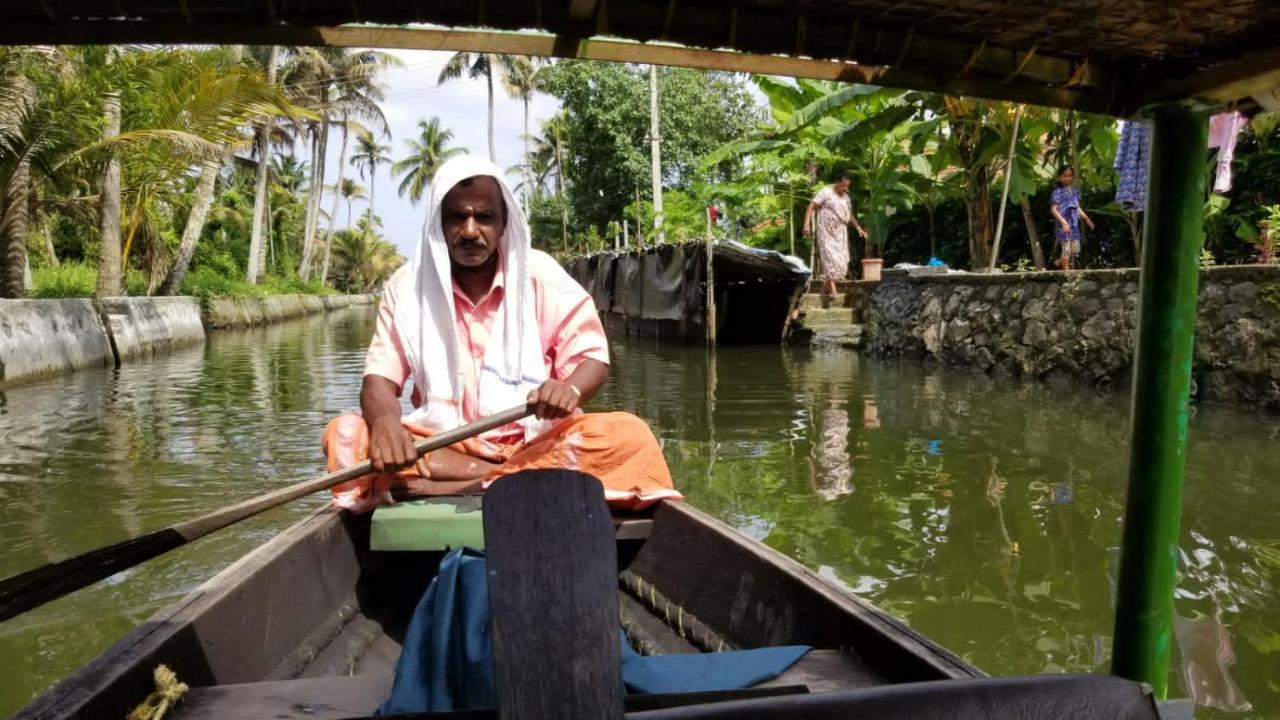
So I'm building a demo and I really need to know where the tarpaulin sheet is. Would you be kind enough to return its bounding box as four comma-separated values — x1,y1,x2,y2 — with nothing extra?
613,253,643,315
682,243,707,324
579,255,598,299
640,244,686,320
590,254,613,310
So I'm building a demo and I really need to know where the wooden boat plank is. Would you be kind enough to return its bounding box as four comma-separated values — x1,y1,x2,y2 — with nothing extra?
356,632,404,676
16,507,359,720
295,613,390,679
628,502,980,683
175,673,393,720
758,650,885,693
175,677,808,720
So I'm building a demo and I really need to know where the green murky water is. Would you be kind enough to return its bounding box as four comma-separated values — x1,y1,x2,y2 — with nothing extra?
0,309,1276,717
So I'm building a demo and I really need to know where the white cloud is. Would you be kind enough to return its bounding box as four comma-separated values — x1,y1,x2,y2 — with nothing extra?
316,49,562,257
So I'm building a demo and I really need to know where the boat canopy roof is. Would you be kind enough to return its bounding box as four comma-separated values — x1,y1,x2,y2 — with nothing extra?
3,1,1278,117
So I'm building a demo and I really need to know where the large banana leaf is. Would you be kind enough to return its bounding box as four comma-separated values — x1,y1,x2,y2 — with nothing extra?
821,105,919,150
775,84,898,135
700,138,796,167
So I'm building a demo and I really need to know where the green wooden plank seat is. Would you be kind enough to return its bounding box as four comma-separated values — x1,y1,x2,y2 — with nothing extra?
370,498,486,552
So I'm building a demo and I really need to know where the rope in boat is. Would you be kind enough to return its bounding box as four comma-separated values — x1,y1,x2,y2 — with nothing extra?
619,571,733,653
126,664,188,720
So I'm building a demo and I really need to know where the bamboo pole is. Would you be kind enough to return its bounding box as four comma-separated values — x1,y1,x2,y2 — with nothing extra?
988,105,1023,271
1110,104,1207,698
705,213,717,347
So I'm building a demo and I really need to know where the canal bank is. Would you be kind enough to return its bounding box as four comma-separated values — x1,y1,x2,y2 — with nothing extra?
792,266,1280,412
0,294,375,386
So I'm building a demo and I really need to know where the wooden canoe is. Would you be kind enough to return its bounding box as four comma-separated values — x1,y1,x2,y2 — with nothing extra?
14,498,1169,719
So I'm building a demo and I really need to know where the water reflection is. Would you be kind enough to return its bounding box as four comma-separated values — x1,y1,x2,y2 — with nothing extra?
597,342,1278,718
0,317,1275,718
0,309,374,716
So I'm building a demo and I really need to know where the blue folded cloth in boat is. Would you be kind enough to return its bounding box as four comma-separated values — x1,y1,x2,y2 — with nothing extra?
378,548,810,714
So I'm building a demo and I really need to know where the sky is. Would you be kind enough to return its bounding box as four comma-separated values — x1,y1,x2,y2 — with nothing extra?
317,49,562,258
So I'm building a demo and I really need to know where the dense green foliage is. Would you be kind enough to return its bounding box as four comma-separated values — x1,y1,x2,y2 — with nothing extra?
1,45,406,299
535,62,759,241
701,80,1280,271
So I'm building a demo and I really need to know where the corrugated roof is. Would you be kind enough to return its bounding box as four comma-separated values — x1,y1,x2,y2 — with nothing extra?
2,1,1278,116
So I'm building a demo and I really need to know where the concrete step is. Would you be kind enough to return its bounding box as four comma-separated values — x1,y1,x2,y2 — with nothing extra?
811,324,864,350
797,307,853,328
806,280,851,295
799,293,851,310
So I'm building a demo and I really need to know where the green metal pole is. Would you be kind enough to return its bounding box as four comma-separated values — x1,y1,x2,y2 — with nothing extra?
1110,104,1207,696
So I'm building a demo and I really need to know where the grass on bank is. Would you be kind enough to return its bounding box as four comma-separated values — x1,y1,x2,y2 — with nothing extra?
28,262,333,299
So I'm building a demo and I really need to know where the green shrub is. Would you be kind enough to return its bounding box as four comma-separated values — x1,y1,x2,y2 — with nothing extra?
29,261,337,299
29,262,97,298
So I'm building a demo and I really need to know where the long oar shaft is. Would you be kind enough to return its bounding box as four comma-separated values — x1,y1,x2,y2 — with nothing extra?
0,404,530,623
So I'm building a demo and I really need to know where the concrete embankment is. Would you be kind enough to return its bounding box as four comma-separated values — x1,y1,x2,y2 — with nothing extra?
0,294,375,386
202,293,369,328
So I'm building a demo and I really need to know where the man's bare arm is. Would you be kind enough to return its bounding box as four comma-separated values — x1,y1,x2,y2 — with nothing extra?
360,375,499,482
528,358,610,420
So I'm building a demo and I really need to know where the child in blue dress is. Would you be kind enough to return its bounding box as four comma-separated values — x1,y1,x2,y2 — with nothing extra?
1049,166,1094,270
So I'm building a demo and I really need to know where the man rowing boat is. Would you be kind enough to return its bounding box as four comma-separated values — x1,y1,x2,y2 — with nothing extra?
323,155,681,512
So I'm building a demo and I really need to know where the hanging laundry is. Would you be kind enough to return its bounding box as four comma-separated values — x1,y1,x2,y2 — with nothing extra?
1114,120,1151,211
1208,112,1247,194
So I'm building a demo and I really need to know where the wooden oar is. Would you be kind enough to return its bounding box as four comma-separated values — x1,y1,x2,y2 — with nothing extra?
0,404,531,624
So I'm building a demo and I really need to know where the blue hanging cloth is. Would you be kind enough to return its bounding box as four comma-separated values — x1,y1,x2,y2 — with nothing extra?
378,548,810,714
1114,121,1151,212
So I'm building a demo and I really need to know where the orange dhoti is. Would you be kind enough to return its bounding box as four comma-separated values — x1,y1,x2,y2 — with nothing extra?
322,411,682,513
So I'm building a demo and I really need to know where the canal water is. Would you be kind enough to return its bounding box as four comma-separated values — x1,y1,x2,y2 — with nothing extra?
0,307,1276,718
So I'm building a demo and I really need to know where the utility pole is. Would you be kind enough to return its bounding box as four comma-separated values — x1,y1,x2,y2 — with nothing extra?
649,65,664,244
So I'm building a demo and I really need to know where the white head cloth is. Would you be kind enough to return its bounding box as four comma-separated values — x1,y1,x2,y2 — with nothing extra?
392,154,549,441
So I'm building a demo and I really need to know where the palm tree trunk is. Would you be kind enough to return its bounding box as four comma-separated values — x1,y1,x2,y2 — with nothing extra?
486,62,497,162
95,91,124,297
300,117,330,279
0,157,31,298
1020,195,1046,269
40,223,58,267
320,121,350,286
246,45,277,285
158,154,222,295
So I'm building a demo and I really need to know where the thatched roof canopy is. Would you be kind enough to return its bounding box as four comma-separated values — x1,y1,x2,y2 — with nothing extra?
3,1,1279,117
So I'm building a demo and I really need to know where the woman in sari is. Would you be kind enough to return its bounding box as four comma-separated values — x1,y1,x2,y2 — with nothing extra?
803,170,869,299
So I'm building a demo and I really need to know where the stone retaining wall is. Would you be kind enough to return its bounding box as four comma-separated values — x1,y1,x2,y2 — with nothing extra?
860,265,1280,410
0,299,114,383
0,294,376,386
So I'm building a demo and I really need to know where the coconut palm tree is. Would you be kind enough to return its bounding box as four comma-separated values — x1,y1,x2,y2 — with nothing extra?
532,111,572,250
286,47,398,281
146,52,300,295
331,209,403,292
437,52,520,162
245,44,279,285
351,127,391,218
391,117,464,205
501,57,542,209
336,177,367,228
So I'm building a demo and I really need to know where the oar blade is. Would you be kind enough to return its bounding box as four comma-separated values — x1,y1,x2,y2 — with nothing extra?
0,528,186,623
483,469,624,720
